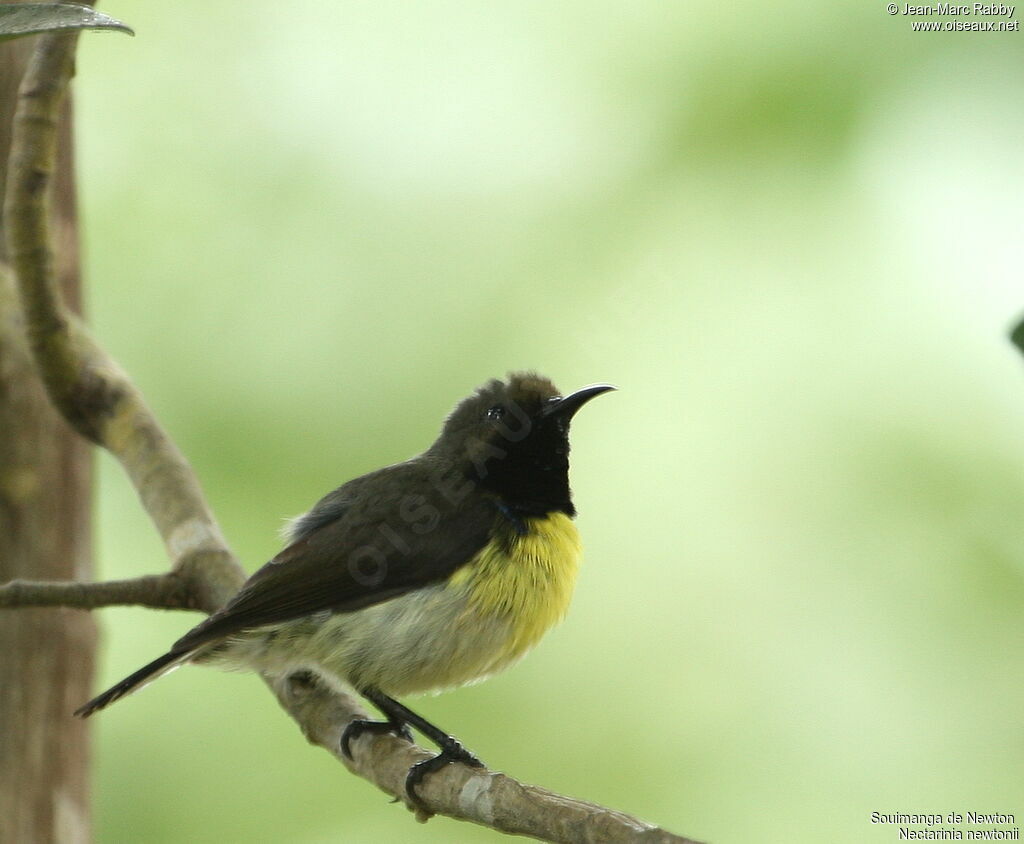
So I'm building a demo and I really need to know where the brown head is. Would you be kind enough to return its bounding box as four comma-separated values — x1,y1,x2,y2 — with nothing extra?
431,372,614,516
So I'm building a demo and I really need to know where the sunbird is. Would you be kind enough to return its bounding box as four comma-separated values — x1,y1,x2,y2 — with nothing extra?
76,372,613,802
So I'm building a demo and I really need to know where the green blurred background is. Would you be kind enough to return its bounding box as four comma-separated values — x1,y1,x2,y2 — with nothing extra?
71,2,1023,842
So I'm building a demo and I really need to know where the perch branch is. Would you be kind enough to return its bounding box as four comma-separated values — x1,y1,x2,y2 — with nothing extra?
0,25,701,844
275,673,701,843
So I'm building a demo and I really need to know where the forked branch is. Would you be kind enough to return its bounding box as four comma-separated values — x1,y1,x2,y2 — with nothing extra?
0,24,699,844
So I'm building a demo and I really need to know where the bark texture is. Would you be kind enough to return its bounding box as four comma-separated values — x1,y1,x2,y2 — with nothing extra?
0,19,94,843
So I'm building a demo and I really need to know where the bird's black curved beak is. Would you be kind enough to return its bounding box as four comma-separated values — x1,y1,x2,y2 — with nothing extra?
542,384,616,420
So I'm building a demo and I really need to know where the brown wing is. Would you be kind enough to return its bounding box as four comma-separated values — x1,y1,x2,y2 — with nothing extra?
172,461,494,654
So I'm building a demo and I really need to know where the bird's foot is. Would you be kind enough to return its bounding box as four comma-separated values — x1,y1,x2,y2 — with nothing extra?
405,737,485,807
341,718,414,759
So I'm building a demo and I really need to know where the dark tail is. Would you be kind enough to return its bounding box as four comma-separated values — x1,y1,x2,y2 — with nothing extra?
74,648,194,718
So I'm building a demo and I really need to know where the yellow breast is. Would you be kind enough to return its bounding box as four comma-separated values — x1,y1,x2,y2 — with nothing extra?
452,512,582,661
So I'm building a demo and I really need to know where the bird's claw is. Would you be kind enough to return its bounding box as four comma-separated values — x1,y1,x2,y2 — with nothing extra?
405,739,484,806
341,718,414,759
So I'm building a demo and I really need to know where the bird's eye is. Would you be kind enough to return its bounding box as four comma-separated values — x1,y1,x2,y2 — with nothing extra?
484,405,506,421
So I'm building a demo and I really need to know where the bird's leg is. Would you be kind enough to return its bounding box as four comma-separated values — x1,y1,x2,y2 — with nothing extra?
340,687,415,759
359,688,485,806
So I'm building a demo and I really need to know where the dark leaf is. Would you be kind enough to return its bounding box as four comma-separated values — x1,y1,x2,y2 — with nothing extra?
1010,317,1024,356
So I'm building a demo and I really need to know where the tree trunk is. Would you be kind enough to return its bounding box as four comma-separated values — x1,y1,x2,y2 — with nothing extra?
0,18,95,844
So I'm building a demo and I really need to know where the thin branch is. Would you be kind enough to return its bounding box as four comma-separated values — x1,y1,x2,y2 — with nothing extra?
0,573,196,610
274,674,701,843
0,25,702,844
2,26,244,614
